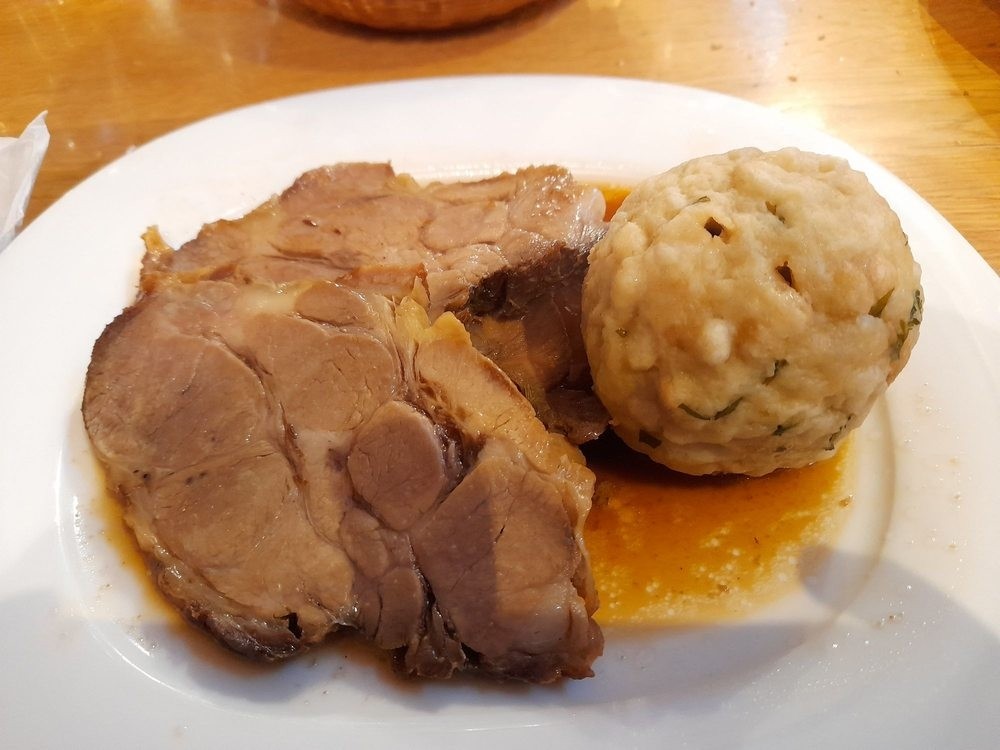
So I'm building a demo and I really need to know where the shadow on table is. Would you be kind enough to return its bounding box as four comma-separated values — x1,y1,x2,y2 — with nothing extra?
922,0,1000,70
921,0,1000,129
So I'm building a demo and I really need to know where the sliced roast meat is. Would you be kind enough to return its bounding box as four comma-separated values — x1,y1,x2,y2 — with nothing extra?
83,279,602,681
457,238,606,443
140,163,609,442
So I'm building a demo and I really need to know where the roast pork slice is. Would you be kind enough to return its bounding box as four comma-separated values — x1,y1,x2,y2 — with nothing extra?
140,163,609,442
83,279,602,681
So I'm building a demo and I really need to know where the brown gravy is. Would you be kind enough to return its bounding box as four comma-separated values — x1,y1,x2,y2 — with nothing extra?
93,484,181,627
583,434,852,627
602,185,630,220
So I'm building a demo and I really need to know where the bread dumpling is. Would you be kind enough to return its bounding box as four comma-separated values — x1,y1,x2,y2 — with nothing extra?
582,147,923,476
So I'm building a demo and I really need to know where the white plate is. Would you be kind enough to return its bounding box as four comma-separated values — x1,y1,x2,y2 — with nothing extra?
1,76,999,749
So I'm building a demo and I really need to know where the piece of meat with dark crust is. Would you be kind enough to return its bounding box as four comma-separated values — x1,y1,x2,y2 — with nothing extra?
458,239,606,443
140,163,609,443
83,279,602,681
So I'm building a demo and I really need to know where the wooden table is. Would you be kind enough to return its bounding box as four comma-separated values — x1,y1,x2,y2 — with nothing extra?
3,0,998,273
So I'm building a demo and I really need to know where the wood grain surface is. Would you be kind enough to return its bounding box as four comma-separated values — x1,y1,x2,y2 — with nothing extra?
3,0,998,272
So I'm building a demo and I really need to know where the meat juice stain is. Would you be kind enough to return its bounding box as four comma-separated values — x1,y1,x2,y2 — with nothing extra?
582,433,853,627
91,479,285,676
601,186,631,220
91,482,178,625
93,476,407,681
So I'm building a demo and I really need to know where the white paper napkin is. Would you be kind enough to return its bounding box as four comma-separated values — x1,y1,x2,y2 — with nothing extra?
0,113,51,253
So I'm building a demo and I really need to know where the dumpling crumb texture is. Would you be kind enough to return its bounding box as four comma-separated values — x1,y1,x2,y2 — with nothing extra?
582,147,923,476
